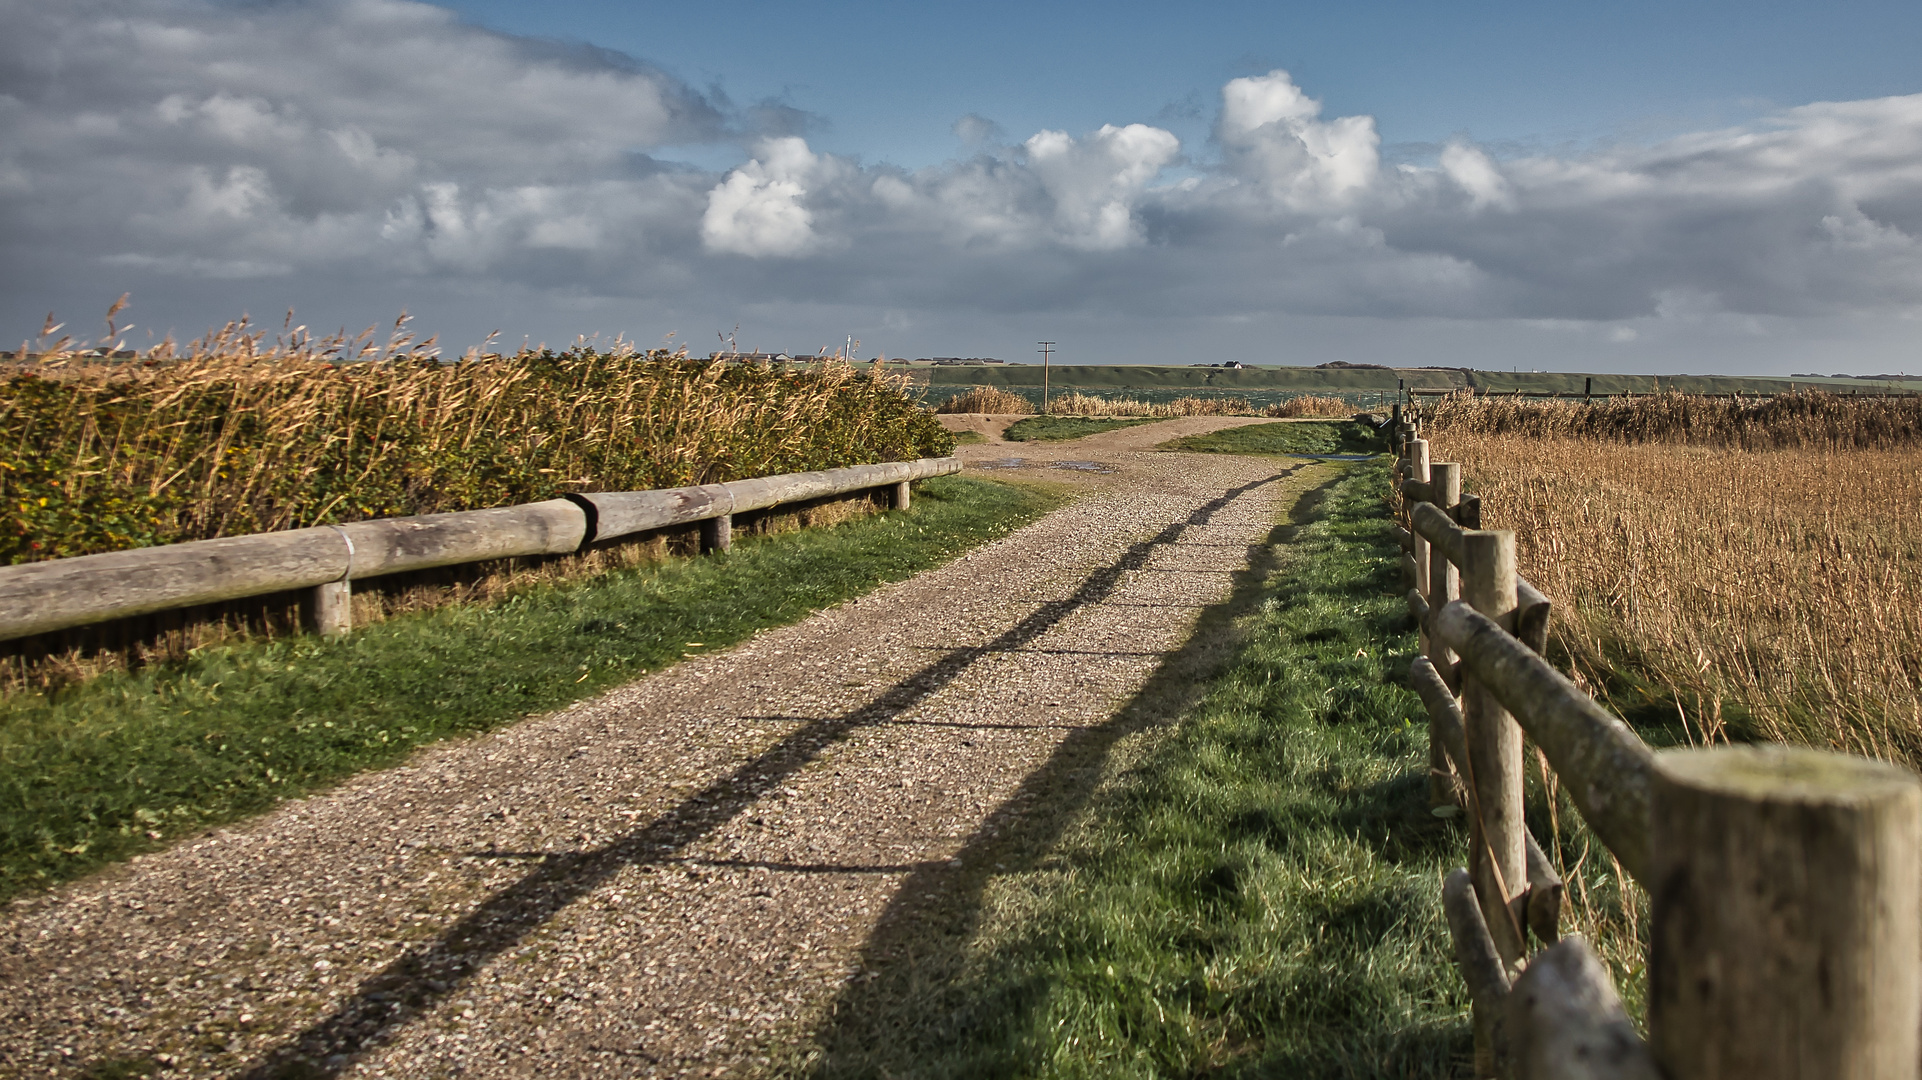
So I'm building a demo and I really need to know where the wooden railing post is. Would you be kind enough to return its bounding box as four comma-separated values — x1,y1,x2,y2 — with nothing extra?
309,579,352,638
701,513,732,553
889,480,911,511
1461,529,1526,966
1649,746,1922,1079
1407,438,1432,600
1427,462,1462,806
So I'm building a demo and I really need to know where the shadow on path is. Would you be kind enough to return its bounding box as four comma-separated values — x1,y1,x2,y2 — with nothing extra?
791,468,1348,1075
233,468,1301,1078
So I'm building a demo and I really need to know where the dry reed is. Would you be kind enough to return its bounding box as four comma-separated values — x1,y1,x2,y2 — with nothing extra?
1262,394,1354,419
4,318,950,564
934,386,1034,414
1037,392,1261,417
1430,432,1922,766
1427,389,1922,450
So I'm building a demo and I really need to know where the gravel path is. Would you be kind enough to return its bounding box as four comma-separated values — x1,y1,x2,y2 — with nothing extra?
0,417,1332,1078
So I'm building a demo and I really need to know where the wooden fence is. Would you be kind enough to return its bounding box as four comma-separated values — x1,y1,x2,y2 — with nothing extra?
0,457,961,643
1390,411,1922,1079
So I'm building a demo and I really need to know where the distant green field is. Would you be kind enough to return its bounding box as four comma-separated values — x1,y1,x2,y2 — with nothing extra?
1003,416,1158,441
906,363,1920,396
1161,420,1387,457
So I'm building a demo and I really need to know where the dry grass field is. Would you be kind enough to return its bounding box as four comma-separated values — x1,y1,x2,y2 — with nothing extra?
934,386,1356,418
1427,393,1922,767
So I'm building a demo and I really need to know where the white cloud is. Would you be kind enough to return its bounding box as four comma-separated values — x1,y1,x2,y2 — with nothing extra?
1438,142,1513,211
1217,70,1380,209
702,138,825,257
5,0,1922,362
1022,124,1181,250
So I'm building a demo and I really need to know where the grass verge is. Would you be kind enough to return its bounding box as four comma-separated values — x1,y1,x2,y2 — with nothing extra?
0,474,1061,902
1004,416,1159,441
802,460,1477,1077
1161,419,1385,456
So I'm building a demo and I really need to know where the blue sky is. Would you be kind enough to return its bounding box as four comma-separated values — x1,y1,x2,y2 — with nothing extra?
439,0,1922,168
4,0,1922,373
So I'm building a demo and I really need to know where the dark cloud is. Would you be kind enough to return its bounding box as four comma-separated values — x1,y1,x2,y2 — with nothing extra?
3,0,1920,367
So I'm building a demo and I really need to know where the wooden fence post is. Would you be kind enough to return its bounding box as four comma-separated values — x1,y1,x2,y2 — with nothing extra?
309,579,352,637
1407,439,1432,599
889,480,911,511
1427,462,1462,807
1649,746,1922,1079
1460,529,1527,966
701,513,732,553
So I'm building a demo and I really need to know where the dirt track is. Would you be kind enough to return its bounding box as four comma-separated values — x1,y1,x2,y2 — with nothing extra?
0,417,1331,1078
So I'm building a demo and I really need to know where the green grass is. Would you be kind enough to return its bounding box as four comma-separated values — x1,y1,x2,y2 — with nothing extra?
0,475,1062,901
1003,416,1160,442
950,429,989,445
1162,419,1387,457
803,461,1477,1077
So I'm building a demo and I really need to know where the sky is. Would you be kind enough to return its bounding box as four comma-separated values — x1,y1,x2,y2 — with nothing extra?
4,0,1922,373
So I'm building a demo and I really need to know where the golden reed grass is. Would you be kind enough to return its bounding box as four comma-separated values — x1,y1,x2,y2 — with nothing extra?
935,388,1356,418
1429,407,1922,767
4,315,949,564
1262,394,1354,419
1429,389,1922,449
934,386,1034,414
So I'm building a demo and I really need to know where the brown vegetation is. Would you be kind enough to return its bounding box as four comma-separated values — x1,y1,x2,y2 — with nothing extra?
933,386,1034,414
1262,394,1355,418
1426,389,1922,449
1430,431,1922,766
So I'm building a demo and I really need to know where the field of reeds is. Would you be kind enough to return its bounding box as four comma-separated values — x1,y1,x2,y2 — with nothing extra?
1423,392,1922,768
933,385,1034,414
3,322,951,565
1427,388,1922,449
934,387,1359,419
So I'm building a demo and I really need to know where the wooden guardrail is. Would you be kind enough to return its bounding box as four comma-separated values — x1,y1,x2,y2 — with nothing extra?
0,457,961,642
1389,413,1922,1079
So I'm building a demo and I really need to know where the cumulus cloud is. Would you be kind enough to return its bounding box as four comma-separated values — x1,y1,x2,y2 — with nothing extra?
4,0,1922,354
1023,124,1182,250
1216,70,1381,209
702,138,828,257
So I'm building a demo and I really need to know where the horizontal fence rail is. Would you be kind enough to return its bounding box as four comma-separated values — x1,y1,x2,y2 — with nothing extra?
1388,403,1922,1079
0,457,961,643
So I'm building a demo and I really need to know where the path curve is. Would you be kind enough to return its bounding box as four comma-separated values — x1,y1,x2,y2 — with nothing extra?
0,417,1329,1078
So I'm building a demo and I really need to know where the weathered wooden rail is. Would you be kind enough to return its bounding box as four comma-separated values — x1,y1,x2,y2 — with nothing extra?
0,457,960,642
1390,407,1922,1079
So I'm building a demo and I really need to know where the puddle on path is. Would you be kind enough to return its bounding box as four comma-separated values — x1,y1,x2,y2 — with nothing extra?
1051,460,1118,473
973,457,1030,469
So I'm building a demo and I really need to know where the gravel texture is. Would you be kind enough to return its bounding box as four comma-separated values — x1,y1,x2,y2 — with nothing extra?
0,417,1323,1078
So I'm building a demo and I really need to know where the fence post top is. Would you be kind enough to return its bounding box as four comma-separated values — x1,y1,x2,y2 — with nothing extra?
1654,745,1922,803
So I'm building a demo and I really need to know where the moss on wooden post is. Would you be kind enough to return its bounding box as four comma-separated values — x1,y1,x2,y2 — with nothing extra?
1649,746,1922,1079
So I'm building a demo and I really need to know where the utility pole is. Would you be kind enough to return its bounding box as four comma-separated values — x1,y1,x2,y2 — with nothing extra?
1038,341,1055,415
